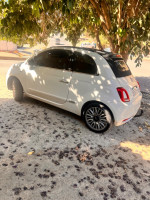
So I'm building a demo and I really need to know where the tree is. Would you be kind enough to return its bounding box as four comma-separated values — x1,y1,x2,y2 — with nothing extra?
60,1,90,46
62,0,150,63
0,0,63,45
0,0,149,64
0,0,41,46
90,0,150,64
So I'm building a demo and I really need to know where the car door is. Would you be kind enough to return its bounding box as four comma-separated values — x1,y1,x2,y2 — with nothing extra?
68,51,99,103
26,49,73,104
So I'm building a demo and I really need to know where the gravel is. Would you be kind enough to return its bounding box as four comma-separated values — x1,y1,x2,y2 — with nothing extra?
0,96,150,200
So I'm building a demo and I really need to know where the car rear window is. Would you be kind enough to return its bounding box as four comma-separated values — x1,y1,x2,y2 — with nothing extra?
96,51,132,78
105,58,132,78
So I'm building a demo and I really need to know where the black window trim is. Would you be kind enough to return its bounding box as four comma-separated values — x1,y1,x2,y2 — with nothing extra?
28,49,99,75
72,51,99,76
29,49,74,71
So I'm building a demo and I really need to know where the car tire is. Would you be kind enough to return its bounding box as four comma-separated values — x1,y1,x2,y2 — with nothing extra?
12,78,23,101
83,103,112,133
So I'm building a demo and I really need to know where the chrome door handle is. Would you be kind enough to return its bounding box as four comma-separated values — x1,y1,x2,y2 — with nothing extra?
59,79,69,84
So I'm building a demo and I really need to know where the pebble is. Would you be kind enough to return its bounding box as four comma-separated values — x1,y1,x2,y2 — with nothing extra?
0,151,4,156
40,191,47,197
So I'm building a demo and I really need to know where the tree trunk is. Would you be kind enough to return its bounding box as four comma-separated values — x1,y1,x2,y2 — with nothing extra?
120,52,129,63
95,31,103,50
72,39,77,47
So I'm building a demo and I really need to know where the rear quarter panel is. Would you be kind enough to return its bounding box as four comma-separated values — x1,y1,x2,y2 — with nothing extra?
66,52,120,116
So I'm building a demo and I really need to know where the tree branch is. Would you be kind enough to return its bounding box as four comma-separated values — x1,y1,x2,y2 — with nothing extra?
89,0,115,51
100,0,111,30
95,25,103,50
118,0,123,28
122,0,139,28
89,0,101,17
117,0,123,47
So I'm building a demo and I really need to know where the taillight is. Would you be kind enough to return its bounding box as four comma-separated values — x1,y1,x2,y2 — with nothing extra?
137,81,140,89
117,87,130,102
116,54,122,58
112,54,122,58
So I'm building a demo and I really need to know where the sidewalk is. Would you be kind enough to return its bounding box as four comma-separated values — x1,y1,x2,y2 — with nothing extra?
0,50,30,61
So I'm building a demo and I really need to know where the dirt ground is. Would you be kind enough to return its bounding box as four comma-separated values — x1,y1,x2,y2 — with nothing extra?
0,60,150,200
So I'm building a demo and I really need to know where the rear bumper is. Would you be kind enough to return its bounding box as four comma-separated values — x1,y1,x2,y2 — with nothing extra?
115,116,134,126
113,93,142,126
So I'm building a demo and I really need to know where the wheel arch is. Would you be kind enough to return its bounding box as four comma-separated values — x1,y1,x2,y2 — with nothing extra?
7,76,23,91
81,100,114,122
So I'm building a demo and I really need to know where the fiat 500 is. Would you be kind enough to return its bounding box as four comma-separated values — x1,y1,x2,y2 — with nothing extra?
6,46,142,133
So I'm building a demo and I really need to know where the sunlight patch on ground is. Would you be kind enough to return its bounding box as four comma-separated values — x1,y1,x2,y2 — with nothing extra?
120,141,150,161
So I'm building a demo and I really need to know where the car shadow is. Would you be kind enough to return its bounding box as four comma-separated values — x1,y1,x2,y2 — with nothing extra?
136,76,150,94
23,95,83,123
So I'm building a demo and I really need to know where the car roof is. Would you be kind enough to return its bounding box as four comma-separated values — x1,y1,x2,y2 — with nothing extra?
50,46,113,56
37,46,119,60
51,46,123,61
50,45,98,52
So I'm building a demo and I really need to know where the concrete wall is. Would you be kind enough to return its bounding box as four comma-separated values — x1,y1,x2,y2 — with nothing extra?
0,41,17,51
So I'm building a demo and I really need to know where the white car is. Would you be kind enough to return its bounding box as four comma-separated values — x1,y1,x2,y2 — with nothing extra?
6,46,142,133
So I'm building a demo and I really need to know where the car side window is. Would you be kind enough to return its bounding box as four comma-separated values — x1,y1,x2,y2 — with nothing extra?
34,49,73,71
34,52,47,66
47,50,71,70
73,52,97,75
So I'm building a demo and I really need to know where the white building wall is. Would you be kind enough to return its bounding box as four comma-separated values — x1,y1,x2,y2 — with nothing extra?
0,41,17,51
